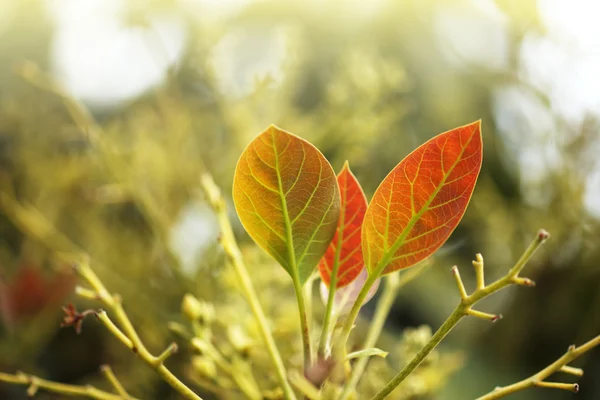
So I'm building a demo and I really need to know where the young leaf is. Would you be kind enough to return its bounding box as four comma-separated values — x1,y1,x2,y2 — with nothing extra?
346,348,389,361
318,162,367,288
232,125,340,284
363,121,482,276
319,268,380,315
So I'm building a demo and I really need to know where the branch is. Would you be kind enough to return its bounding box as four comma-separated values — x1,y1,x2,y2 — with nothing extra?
199,173,297,400
0,370,138,400
477,334,600,399
370,229,550,400
75,258,200,400
0,193,201,400
100,365,134,400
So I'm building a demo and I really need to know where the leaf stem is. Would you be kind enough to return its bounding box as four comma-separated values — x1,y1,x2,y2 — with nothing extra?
318,231,344,358
476,334,600,400
100,365,133,400
334,272,379,360
200,174,297,400
304,272,318,362
338,262,430,400
370,230,550,400
293,274,314,370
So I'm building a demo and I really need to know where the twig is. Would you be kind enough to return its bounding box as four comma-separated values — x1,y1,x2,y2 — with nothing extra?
100,365,133,400
0,371,135,400
0,194,201,400
477,334,600,399
370,229,550,400
200,173,297,400
75,259,201,400
318,202,346,359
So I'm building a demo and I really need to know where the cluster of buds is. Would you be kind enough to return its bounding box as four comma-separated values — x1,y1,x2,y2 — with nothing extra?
179,294,262,398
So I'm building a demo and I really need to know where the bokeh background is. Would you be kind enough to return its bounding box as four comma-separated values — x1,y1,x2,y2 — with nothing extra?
1,0,599,399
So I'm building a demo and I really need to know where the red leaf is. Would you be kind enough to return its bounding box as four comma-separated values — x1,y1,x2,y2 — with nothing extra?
363,121,482,276
318,162,367,288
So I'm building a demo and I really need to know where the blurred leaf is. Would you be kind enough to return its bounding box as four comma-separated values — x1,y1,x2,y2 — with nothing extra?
346,347,388,361
363,121,483,276
232,125,340,284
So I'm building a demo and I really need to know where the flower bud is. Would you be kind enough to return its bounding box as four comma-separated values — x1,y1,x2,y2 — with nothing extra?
191,356,217,379
182,294,215,324
227,325,253,356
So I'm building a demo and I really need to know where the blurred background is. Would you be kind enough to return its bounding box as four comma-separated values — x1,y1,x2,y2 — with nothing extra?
0,0,599,399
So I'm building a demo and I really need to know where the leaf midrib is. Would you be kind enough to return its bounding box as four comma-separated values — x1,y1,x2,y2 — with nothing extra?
373,130,478,276
271,132,299,280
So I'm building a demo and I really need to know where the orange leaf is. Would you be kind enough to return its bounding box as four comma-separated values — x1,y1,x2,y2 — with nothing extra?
318,162,367,288
363,121,482,276
233,125,340,284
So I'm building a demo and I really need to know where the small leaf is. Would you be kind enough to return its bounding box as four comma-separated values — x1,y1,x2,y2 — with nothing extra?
346,348,389,361
363,121,483,276
318,162,368,288
319,268,380,315
232,125,340,284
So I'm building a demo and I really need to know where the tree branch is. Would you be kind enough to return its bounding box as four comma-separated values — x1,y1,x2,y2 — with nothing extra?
370,229,550,400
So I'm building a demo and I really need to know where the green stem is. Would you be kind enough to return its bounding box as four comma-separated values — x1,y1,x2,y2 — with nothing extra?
100,365,133,400
334,271,379,360
338,261,431,399
304,273,317,361
201,174,296,400
337,274,400,400
318,234,344,358
477,334,600,400
371,230,549,399
371,307,464,400
293,275,314,370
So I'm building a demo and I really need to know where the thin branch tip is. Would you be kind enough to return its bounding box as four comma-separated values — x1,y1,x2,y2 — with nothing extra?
560,365,584,377
154,343,179,365
467,308,501,322
452,266,468,300
534,381,579,393
537,229,550,241
514,277,536,287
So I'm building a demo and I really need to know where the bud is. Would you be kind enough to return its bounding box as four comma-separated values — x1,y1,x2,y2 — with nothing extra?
191,356,217,379
182,294,215,324
227,325,253,356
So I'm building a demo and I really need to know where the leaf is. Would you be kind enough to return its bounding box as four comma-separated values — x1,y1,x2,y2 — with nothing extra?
319,268,380,315
318,162,368,288
363,121,483,276
346,348,389,361
232,125,340,284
